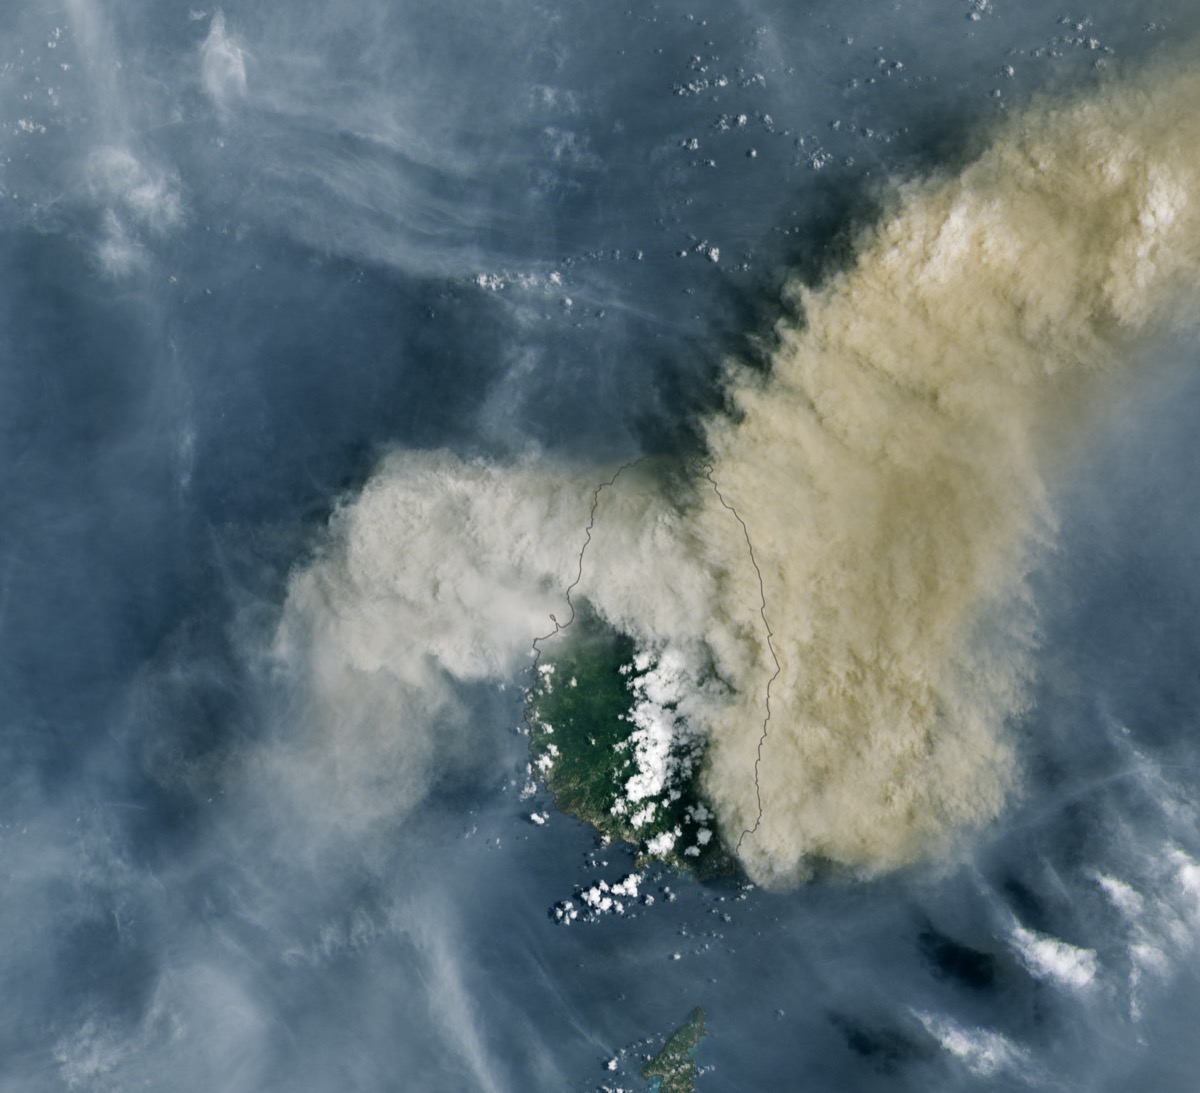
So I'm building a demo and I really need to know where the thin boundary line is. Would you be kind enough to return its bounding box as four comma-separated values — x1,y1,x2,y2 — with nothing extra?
522,456,778,860
703,464,780,855
524,459,647,727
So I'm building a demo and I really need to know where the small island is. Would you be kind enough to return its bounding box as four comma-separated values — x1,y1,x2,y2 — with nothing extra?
641,1007,707,1093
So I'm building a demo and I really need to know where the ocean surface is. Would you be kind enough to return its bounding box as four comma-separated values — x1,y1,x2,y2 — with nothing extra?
5,1,1200,1089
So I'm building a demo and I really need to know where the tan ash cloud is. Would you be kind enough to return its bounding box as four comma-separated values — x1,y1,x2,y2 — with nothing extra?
271,451,593,834
696,61,1200,884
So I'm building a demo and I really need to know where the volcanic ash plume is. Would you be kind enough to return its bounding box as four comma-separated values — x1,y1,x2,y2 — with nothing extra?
696,61,1200,883
279,62,1200,884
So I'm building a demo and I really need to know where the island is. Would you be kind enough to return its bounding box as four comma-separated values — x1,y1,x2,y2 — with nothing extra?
526,605,732,877
641,1007,707,1093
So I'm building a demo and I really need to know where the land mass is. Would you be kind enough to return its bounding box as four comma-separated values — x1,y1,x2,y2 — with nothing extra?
527,605,732,877
641,1007,707,1093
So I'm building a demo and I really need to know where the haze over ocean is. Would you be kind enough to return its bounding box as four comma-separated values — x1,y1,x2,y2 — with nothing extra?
6,1,1200,1089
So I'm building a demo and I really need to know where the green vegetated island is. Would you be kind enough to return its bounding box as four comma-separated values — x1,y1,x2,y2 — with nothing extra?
641,1008,707,1093
527,604,732,878
528,605,715,1090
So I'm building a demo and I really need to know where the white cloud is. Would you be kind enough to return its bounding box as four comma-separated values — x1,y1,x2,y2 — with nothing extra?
914,1011,1033,1079
201,11,247,110
1009,925,1098,992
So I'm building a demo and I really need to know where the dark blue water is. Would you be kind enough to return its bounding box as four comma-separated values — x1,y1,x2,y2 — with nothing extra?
5,1,1200,1089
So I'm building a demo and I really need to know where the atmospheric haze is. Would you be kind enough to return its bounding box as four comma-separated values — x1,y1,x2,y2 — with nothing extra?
282,56,1200,884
